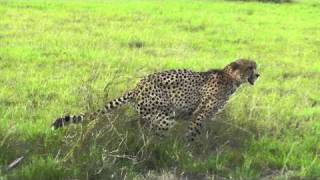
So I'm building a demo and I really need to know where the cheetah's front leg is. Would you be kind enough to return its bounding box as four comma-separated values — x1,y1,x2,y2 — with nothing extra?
143,109,176,137
186,110,210,142
186,99,223,142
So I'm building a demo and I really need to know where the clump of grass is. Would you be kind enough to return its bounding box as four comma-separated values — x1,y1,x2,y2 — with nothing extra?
128,40,145,49
8,157,69,180
3,106,262,179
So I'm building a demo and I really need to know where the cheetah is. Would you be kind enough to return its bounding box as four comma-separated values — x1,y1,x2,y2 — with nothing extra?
52,59,260,141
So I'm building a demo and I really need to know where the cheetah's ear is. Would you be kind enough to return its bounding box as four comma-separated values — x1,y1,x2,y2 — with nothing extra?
229,61,240,70
227,61,242,81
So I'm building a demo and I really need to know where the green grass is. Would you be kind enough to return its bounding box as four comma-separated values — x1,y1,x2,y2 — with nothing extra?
1,0,320,179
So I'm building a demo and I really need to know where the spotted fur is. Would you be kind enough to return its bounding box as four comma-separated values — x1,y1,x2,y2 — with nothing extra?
52,59,260,141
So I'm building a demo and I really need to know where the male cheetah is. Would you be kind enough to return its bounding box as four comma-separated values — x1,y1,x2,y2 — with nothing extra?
52,59,260,141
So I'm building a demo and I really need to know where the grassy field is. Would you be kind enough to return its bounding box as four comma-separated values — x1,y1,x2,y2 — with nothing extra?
1,0,320,179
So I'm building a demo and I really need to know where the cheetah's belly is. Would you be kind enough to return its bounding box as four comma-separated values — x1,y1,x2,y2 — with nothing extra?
169,88,201,117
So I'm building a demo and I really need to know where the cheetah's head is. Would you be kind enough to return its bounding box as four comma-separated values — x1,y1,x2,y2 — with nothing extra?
225,59,260,85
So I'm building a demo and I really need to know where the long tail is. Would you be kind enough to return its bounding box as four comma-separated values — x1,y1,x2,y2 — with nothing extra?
51,92,134,130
